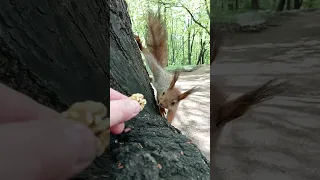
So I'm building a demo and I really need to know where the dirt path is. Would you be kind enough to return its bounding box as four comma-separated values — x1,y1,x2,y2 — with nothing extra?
171,65,210,160
224,9,320,46
172,9,320,179
213,10,320,180
213,36,320,180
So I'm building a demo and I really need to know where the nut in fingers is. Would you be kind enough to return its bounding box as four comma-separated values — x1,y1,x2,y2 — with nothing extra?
95,130,110,156
61,100,110,157
130,93,147,111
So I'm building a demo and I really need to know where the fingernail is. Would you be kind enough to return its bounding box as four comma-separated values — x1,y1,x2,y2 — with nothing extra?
67,123,96,174
130,100,141,114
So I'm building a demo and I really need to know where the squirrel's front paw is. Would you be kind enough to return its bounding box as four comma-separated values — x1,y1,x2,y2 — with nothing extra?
61,101,109,157
159,107,166,117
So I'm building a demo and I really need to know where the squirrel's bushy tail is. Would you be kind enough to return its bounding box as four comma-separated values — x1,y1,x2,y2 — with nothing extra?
135,12,169,80
145,12,168,68
135,12,168,68
215,79,289,128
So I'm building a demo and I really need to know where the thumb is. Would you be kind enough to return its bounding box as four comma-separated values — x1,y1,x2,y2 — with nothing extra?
0,117,96,180
110,98,141,127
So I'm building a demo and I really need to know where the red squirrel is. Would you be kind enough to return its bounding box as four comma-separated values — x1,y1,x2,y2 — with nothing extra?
135,12,197,123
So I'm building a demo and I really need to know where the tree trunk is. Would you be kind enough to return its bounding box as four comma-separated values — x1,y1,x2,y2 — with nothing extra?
171,33,175,65
202,49,207,64
170,10,175,65
107,1,210,179
197,39,206,65
210,1,215,65
190,30,197,65
187,19,192,65
276,0,286,11
287,0,291,10
164,7,167,24
251,0,260,10
235,0,239,10
273,0,278,9
0,0,210,179
294,0,303,9
0,0,110,111
187,31,191,65
0,0,110,177
182,36,185,65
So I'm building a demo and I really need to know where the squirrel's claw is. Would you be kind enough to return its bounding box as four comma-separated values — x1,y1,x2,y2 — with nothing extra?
61,101,110,157
159,106,166,117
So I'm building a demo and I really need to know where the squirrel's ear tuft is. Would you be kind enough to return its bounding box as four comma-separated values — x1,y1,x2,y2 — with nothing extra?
178,87,198,101
169,71,180,89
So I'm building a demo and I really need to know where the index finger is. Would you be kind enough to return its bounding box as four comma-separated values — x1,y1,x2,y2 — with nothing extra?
110,88,128,100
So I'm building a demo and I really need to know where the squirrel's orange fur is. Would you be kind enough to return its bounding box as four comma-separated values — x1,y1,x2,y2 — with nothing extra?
146,13,168,68
135,12,197,123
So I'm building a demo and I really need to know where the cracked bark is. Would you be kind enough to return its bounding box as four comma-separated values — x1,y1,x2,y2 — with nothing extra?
0,0,210,179
0,0,110,112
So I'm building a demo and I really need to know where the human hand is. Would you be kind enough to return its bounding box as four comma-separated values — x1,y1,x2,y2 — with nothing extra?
110,88,141,134
0,83,96,180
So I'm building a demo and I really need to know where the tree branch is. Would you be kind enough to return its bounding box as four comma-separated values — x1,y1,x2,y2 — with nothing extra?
155,1,210,35
179,4,210,35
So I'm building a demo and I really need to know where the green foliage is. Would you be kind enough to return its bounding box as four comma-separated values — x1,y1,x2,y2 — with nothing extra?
126,0,210,67
126,0,319,69
303,0,320,8
211,0,320,25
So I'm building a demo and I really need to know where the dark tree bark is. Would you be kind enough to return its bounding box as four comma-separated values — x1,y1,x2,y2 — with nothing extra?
197,39,206,65
202,49,207,64
103,1,210,179
276,0,286,11
0,1,110,110
0,0,110,178
251,0,260,10
0,0,210,179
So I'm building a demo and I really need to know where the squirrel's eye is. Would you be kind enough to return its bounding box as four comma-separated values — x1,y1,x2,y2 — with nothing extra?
171,102,175,106
162,92,165,95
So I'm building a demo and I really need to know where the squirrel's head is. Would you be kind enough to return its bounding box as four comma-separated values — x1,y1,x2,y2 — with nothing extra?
158,71,197,110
